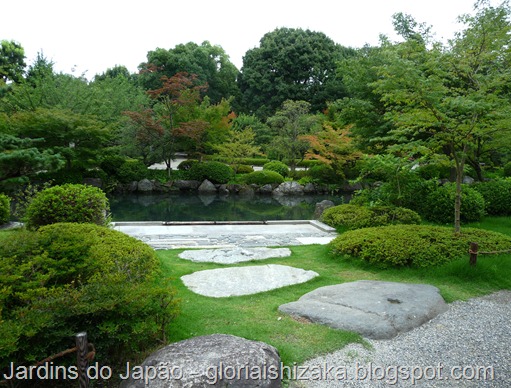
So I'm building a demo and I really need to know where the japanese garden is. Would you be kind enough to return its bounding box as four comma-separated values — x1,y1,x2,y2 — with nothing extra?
1,1,511,386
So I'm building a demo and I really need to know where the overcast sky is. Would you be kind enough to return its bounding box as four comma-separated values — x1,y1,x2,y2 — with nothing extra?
2,0,488,79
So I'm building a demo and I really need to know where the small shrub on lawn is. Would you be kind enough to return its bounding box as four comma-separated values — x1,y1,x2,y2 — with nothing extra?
331,224,511,267
235,164,255,174
0,223,179,372
422,183,485,224
321,204,421,230
263,161,289,177
0,193,10,224
307,164,340,184
24,184,110,230
241,170,285,185
472,179,511,215
187,161,233,184
177,159,199,171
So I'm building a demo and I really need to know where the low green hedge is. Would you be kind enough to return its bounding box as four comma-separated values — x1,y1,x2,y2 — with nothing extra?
0,193,10,224
321,204,421,230
241,170,285,185
331,224,511,267
24,184,110,230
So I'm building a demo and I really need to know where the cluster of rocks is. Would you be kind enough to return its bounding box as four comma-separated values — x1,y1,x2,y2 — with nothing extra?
109,179,363,195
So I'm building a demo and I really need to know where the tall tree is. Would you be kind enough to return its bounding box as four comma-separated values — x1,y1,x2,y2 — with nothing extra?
0,40,26,85
371,2,511,233
238,28,354,119
138,41,239,104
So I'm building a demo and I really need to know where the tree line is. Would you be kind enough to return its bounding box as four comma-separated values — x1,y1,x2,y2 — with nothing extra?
1,0,511,232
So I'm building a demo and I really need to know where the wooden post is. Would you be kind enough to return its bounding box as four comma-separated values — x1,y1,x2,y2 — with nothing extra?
75,332,89,388
469,242,478,266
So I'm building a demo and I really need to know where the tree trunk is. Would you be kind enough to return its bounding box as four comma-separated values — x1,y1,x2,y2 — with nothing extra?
453,144,467,235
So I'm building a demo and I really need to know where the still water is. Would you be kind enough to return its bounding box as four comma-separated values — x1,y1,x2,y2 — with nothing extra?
109,193,347,222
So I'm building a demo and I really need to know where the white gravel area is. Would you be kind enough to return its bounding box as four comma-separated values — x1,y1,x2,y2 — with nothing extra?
294,291,510,387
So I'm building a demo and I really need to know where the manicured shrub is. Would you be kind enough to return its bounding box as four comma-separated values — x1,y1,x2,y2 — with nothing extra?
307,164,339,184
117,159,149,183
472,179,511,215
235,164,255,174
187,161,233,184
177,159,199,171
331,224,511,267
241,170,285,185
321,204,421,230
422,183,485,224
0,223,179,370
0,193,10,224
263,160,290,177
24,184,110,230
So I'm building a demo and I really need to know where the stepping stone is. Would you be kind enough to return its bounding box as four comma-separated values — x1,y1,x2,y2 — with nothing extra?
181,264,318,297
278,280,448,339
178,247,292,264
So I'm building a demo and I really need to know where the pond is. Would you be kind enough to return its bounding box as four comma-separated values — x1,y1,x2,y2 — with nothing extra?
109,193,348,222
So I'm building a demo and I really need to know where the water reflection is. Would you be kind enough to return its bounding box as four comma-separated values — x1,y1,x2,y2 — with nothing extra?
109,193,347,221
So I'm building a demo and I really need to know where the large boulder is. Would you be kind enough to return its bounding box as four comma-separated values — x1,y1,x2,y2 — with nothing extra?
137,179,154,192
279,280,448,339
272,182,304,196
119,334,281,388
178,247,292,264
174,180,201,191
198,179,217,193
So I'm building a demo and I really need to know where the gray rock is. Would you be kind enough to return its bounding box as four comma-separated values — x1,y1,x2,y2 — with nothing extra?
313,200,335,219
303,183,316,194
119,334,281,388
463,175,475,184
239,185,255,196
258,184,274,194
272,182,304,196
278,280,448,339
198,179,217,193
181,264,319,297
178,247,292,264
138,178,154,192
218,184,229,194
174,180,201,190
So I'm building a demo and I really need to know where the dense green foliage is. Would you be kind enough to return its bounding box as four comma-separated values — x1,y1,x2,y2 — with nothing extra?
0,223,178,374
322,204,421,230
263,160,289,177
241,170,285,185
331,224,511,267
422,183,485,224
0,193,9,224
24,184,110,230
472,179,511,215
186,161,233,184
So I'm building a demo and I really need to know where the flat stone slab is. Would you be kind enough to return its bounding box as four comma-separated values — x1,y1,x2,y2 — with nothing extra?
178,247,292,264
278,280,448,339
181,264,319,297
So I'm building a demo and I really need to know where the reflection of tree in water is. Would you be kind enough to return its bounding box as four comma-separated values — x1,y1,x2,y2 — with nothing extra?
109,193,344,221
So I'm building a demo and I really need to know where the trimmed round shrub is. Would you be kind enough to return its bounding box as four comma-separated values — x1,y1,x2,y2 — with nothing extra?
241,170,285,185
117,159,149,183
331,224,511,267
321,204,421,230
177,159,199,171
422,183,485,224
0,193,10,225
24,184,110,230
0,223,179,369
473,179,511,215
307,164,339,184
235,164,255,174
263,160,289,177
187,161,233,184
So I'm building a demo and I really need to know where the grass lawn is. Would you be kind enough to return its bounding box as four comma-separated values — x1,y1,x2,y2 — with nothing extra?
157,216,511,367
